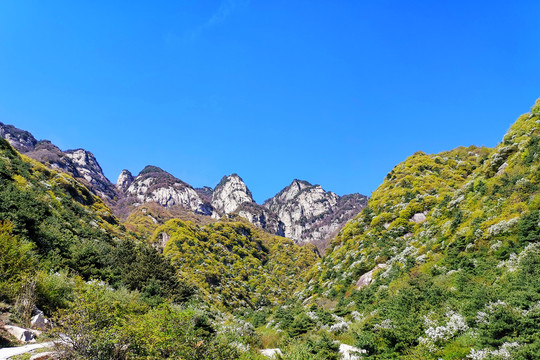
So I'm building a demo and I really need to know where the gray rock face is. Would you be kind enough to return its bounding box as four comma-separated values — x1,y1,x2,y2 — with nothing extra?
264,180,368,248
116,169,134,192
4,325,37,342
355,264,388,289
0,122,37,152
0,122,117,202
1,121,367,248
122,166,215,216
212,174,254,214
63,148,117,201
211,174,285,235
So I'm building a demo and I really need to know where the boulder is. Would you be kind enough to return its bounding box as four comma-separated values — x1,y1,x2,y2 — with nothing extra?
411,212,426,223
4,325,36,342
355,264,388,289
31,313,52,330
260,348,283,358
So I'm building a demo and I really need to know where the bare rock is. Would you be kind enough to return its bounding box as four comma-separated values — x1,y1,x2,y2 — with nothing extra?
4,325,37,342
31,313,51,330
212,174,254,214
411,212,426,223
355,264,388,289
260,348,283,358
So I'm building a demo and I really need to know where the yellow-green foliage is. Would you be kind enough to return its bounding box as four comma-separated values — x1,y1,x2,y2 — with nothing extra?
124,202,216,240
152,219,318,310
300,100,540,359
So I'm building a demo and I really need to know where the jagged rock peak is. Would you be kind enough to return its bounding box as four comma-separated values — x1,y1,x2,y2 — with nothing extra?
64,149,103,174
266,179,314,204
0,121,38,153
116,170,134,192
212,174,254,214
264,180,368,250
125,165,214,216
0,122,117,202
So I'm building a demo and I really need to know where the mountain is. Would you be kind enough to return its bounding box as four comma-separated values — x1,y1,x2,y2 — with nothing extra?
0,122,117,202
264,179,368,251
0,122,367,248
118,165,215,217
297,100,540,358
210,174,286,237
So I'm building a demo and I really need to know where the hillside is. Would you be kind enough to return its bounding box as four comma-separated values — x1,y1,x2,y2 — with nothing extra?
152,219,318,310
295,100,540,358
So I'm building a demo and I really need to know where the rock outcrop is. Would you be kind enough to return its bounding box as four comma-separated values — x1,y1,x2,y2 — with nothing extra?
0,122,37,152
211,174,285,236
116,169,134,192
1,121,367,248
264,180,368,249
211,174,254,214
120,165,215,216
0,122,117,202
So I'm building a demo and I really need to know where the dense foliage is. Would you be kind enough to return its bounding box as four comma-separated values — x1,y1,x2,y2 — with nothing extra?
300,100,540,359
153,219,318,310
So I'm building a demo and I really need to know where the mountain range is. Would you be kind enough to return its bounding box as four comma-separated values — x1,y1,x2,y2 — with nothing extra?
0,121,367,251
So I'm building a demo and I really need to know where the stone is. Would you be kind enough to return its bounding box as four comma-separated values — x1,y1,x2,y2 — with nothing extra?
260,348,283,358
355,264,388,289
411,212,426,223
212,174,255,214
264,179,368,249
4,325,37,342
31,313,51,330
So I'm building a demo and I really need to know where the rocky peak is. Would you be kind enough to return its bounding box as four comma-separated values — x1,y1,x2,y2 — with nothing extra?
195,186,214,202
0,122,38,153
264,181,368,251
0,122,117,203
116,170,134,192
212,174,254,214
124,165,214,216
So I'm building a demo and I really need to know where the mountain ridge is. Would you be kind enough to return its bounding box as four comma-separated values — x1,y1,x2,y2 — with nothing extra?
0,121,367,248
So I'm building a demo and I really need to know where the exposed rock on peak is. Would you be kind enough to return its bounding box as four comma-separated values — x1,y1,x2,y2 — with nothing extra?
122,166,215,216
212,174,254,214
264,181,368,251
0,122,37,153
116,170,134,192
0,122,117,202
139,165,167,176
195,186,214,202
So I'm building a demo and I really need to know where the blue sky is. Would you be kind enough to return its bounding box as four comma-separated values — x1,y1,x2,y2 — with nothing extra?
1,1,539,202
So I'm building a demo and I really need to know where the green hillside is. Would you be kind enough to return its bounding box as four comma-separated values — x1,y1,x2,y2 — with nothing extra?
298,100,540,358
152,219,318,310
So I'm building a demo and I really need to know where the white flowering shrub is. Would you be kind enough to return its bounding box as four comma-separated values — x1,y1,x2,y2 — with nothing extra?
419,311,469,351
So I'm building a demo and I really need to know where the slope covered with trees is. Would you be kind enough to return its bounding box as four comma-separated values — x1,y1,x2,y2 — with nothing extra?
298,100,540,359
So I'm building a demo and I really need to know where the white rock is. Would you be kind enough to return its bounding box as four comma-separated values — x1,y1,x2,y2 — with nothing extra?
212,174,255,214
4,325,37,342
260,348,283,358
411,212,426,223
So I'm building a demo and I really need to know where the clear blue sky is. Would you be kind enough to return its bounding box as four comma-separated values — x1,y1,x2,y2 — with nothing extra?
1,1,539,202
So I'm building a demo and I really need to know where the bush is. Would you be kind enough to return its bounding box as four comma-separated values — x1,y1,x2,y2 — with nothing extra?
0,221,36,302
